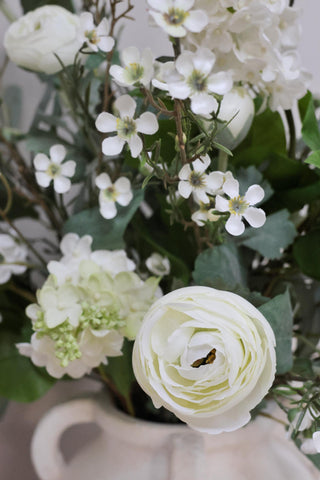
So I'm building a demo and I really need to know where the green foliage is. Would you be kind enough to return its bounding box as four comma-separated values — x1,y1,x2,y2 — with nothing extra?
300,92,320,152
291,358,315,379
305,150,320,169
236,165,273,202
0,331,55,402
293,229,320,280
63,190,144,250
103,339,135,401
192,242,247,290
259,291,293,374
20,0,74,13
239,210,296,259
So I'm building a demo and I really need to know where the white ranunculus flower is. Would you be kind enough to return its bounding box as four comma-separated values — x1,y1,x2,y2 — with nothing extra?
133,286,276,434
4,6,81,74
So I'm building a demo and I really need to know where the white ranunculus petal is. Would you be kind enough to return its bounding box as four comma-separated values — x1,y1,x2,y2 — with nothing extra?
96,112,117,133
223,178,239,198
35,172,51,188
136,112,159,135
102,136,126,156
243,207,266,228
50,144,66,164
244,185,265,205
114,94,136,119
53,176,71,194
60,160,76,178
95,172,112,190
34,153,50,171
184,9,208,33
128,135,143,158
226,215,245,236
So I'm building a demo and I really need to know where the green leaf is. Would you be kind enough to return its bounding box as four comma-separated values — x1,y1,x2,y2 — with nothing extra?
239,210,296,260
237,165,273,202
300,92,320,151
103,339,135,400
278,180,320,211
293,229,320,280
63,190,144,250
291,358,315,379
306,454,320,472
192,242,247,290
0,331,55,402
259,291,293,375
20,0,74,13
305,150,320,168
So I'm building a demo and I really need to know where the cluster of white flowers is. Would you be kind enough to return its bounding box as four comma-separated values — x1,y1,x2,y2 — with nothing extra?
17,234,160,378
182,0,309,110
0,232,28,284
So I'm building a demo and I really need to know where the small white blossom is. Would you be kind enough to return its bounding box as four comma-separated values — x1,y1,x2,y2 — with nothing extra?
191,201,220,227
178,154,222,204
146,253,170,276
147,0,208,38
78,12,114,53
167,49,233,116
110,46,154,87
215,178,266,236
34,145,76,194
96,95,159,158
96,172,133,219
0,233,28,284
301,431,320,455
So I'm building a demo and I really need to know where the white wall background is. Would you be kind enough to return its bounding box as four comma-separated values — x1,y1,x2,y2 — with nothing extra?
0,1,319,479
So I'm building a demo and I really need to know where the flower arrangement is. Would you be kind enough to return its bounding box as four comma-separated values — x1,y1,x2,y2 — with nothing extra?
0,0,320,470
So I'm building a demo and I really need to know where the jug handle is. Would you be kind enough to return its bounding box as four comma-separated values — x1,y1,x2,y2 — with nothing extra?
31,398,98,480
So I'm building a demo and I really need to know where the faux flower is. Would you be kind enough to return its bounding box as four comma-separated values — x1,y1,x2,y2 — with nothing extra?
301,431,320,455
34,145,76,194
178,154,221,203
191,201,220,226
0,233,28,284
133,286,276,433
146,253,170,276
110,47,154,87
95,173,133,219
18,235,160,378
78,12,114,53
96,95,159,158
215,178,266,236
147,0,208,38
4,6,81,74
167,49,233,116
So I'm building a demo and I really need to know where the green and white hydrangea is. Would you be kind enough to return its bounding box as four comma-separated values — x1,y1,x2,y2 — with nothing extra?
17,234,160,378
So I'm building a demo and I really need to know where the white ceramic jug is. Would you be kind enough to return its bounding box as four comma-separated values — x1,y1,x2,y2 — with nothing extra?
31,395,319,480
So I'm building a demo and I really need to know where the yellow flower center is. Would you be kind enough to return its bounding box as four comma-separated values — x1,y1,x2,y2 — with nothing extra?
47,163,61,178
228,195,249,215
163,8,189,26
85,29,99,44
116,117,137,139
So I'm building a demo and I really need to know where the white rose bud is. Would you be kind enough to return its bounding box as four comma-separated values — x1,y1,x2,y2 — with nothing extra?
4,6,81,75
133,286,276,434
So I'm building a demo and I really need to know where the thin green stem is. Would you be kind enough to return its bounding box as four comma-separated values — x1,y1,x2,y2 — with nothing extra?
0,172,12,215
218,151,228,172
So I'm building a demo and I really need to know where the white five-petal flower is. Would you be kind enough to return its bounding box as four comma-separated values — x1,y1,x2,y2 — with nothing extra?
215,178,266,236
146,253,170,276
78,12,114,52
95,172,133,219
96,95,159,158
147,0,208,38
33,145,76,194
110,46,154,87
167,48,233,116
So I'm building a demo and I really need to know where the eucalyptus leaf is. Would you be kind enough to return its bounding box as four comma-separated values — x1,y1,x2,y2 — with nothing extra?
259,290,293,374
63,190,144,250
293,229,320,280
192,242,247,290
237,165,273,202
300,92,320,152
305,150,320,168
239,210,296,260
0,331,55,402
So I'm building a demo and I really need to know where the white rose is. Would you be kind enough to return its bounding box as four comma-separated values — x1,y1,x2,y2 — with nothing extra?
133,286,276,434
4,6,81,74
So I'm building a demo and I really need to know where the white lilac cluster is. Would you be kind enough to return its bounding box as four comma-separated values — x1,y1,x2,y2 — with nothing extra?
182,0,309,110
178,159,266,236
17,234,160,378
0,232,28,284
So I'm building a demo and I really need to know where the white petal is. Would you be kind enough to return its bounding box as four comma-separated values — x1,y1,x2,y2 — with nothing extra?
114,176,131,193
207,72,233,95
184,10,208,33
35,172,51,188
122,46,140,66
60,160,76,178
192,155,210,173
80,12,94,31
244,185,265,205
168,81,191,100
207,171,224,191
102,136,125,156
193,189,209,204
243,207,266,228
98,36,115,53
191,93,218,115
176,52,195,77
49,144,66,164
149,11,186,37
117,191,133,206
147,0,171,12
174,0,194,9
100,201,117,219
96,112,117,133
109,65,127,86
34,153,50,171
136,112,158,135
178,164,191,181
226,215,245,236
96,17,110,36
178,181,192,199
223,178,239,198
128,135,143,158
95,172,112,190
215,195,229,212
53,176,71,194
114,95,136,119
192,48,216,76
